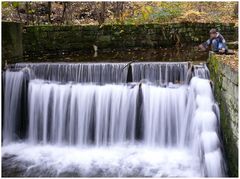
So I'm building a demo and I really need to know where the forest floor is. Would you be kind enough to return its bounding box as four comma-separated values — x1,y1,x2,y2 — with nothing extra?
214,51,238,71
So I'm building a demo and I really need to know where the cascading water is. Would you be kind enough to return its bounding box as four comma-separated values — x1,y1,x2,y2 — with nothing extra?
3,70,29,144
27,81,139,146
189,77,226,177
131,62,188,85
2,62,225,177
192,64,210,79
3,70,24,143
13,63,128,83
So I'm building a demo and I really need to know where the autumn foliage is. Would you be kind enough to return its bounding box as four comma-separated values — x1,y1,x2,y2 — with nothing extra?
2,2,238,25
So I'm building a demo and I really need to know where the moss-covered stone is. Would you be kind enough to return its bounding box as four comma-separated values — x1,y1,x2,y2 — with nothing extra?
208,52,238,177
21,22,238,55
2,21,23,64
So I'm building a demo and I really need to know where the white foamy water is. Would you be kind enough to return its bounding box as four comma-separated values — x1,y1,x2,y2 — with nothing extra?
2,143,201,177
3,70,25,143
2,63,225,177
189,77,225,177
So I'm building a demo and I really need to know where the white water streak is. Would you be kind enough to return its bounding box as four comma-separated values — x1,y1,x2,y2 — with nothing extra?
2,63,225,177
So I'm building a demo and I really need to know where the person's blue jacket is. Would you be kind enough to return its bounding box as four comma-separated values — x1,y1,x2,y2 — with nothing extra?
203,32,227,52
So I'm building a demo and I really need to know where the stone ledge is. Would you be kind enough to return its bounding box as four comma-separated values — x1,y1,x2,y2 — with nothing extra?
22,23,238,56
208,52,238,177
2,21,23,62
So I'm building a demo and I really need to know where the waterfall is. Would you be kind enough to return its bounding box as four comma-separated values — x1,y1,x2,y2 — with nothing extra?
131,62,188,85
3,70,28,144
14,62,189,85
189,77,226,177
193,64,210,79
14,63,129,83
28,81,138,146
142,84,187,146
2,62,225,177
27,81,190,147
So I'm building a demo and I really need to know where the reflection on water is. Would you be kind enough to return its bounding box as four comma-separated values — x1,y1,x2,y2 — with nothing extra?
17,46,208,64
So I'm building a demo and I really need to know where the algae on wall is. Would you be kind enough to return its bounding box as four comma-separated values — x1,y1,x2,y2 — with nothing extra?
2,21,23,65
22,22,237,56
208,53,238,177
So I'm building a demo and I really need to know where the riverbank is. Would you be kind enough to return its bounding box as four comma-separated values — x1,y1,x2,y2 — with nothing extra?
208,52,238,177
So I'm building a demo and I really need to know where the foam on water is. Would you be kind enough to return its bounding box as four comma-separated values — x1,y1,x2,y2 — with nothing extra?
189,77,225,177
2,63,225,177
2,143,201,177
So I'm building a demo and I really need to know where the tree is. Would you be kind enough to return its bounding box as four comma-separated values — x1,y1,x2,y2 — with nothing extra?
12,2,21,22
62,2,68,23
114,2,124,23
1,2,238,25
97,2,106,25
47,2,52,23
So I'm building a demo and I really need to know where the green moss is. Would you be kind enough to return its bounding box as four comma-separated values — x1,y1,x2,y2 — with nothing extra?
22,23,237,55
2,21,23,61
208,54,238,177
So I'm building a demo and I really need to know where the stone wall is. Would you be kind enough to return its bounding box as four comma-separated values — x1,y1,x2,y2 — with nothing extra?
2,21,23,64
208,52,238,177
22,22,237,56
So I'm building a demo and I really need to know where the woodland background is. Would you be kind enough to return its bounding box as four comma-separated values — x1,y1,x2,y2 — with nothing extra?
2,2,238,25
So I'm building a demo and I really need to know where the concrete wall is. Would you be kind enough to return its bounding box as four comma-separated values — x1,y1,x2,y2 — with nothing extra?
22,22,237,56
208,52,238,177
2,21,23,64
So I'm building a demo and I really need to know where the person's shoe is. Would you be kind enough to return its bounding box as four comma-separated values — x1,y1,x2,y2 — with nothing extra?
226,49,235,54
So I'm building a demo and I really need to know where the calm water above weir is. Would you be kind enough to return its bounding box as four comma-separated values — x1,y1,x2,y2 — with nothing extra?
9,46,209,64
2,61,225,177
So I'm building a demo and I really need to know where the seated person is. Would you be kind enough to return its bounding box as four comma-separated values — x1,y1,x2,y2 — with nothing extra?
199,28,227,53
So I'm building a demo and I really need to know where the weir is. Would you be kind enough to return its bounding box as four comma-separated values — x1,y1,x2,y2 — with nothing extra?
13,63,129,84
2,62,225,177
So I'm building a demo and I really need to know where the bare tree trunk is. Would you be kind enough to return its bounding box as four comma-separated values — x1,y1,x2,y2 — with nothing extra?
31,11,34,25
65,2,73,25
114,2,124,23
36,14,40,25
16,6,22,22
234,3,238,17
48,2,52,23
98,2,106,25
36,3,39,25
196,2,203,12
68,3,74,24
25,2,29,25
62,2,68,24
